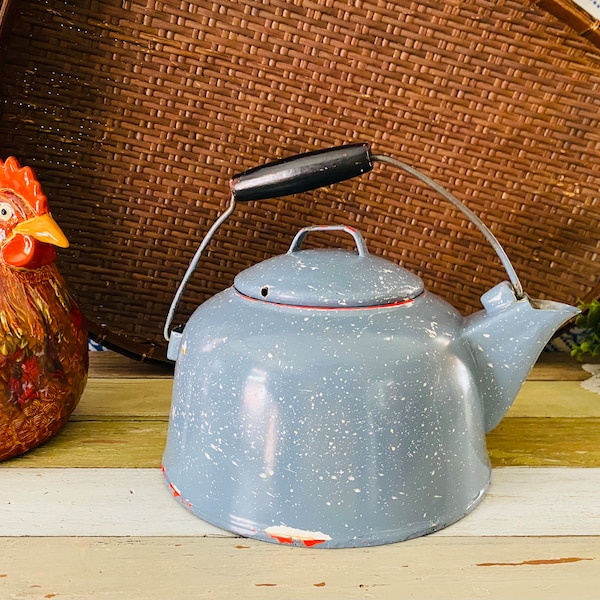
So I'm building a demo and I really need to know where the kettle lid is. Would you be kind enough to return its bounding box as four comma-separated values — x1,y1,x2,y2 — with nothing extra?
234,225,424,308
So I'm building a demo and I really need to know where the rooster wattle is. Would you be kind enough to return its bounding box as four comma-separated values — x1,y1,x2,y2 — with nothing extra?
0,157,88,461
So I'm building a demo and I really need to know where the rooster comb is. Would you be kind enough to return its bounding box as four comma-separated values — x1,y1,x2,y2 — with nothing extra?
0,157,48,213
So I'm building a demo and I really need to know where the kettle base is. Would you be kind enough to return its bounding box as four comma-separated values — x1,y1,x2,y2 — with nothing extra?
162,464,490,549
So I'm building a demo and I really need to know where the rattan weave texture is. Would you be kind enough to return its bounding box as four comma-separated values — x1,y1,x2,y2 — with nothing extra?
0,0,598,361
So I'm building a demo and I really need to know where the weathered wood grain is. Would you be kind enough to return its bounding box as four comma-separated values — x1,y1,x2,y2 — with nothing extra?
528,353,593,381
0,468,597,537
74,378,600,419
0,535,597,600
0,352,596,599
3,417,599,468
88,351,173,378
3,421,167,468
486,418,600,467
74,379,172,417
87,351,594,380
508,381,600,417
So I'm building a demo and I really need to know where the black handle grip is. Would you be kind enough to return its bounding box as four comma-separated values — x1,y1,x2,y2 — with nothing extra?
230,143,373,202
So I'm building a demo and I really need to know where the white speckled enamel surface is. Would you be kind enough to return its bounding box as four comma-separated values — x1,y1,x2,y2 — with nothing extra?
233,246,424,307
163,256,578,548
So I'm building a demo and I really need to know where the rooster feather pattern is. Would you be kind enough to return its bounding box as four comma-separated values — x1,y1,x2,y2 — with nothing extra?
0,157,88,461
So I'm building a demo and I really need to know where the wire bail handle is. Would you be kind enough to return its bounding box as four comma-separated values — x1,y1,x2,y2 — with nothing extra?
164,143,523,341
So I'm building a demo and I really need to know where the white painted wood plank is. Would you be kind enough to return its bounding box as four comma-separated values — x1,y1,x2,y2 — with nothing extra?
1,536,599,600
0,467,224,537
0,467,598,537
445,467,600,536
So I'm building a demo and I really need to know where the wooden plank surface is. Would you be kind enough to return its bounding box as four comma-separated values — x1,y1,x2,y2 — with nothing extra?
508,381,600,417
527,353,594,381
3,421,167,468
75,378,172,417
0,352,598,600
88,351,592,380
0,467,598,537
0,536,598,600
74,378,600,419
87,351,173,378
486,418,600,466
4,416,599,469
4,351,600,469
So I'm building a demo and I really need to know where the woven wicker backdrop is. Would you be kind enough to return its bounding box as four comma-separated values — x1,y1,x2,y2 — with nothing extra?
0,0,599,361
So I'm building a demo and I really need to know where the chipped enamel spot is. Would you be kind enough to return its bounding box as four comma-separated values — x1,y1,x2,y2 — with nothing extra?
264,525,332,546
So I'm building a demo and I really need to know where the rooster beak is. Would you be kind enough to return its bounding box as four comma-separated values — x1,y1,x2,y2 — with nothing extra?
13,213,70,248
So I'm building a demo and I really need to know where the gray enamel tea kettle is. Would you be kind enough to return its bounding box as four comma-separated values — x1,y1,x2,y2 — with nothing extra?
161,144,579,548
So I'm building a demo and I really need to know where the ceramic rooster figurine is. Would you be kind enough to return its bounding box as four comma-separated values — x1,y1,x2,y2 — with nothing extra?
0,157,88,461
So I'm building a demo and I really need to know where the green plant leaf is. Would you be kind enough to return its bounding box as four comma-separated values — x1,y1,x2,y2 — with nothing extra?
571,299,600,360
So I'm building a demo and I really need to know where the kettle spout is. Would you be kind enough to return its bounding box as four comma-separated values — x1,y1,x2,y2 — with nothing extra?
462,282,580,432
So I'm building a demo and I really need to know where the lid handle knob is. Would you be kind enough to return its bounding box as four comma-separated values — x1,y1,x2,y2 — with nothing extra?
288,225,370,257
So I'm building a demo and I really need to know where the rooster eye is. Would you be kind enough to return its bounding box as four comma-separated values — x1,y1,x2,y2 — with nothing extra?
0,202,14,222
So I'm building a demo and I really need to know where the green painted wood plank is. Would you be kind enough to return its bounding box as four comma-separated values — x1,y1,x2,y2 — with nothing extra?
74,378,599,419
509,381,600,417
3,421,167,468
88,352,173,378
74,379,173,417
88,351,591,381
4,418,599,468
529,354,591,381
487,418,600,467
